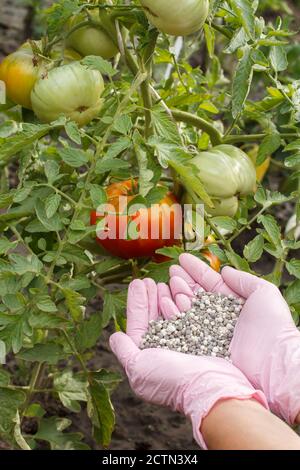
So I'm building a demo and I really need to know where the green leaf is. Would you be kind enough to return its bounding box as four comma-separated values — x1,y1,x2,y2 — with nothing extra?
14,410,31,450
284,153,300,168
230,0,255,40
95,158,130,174
58,148,89,168
0,388,26,440
284,139,300,152
35,199,64,232
24,403,45,418
0,369,10,386
82,55,117,78
0,341,6,365
105,136,131,160
75,314,102,352
13,185,34,203
257,134,281,165
144,260,174,283
224,27,249,54
54,371,88,413
62,288,85,323
91,370,122,393
44,160,60,185
9,253,42,275
65,121,81,144
46,0,79,40
270,45,288,72
36,295,58,313
258,214,282,247
45,193,61,219
285,280,300,305
89,184,107,208
151,105,181,145
204,24,215,58
286,259,300,280
211,217,237,233
61,244,91,266
17,343,65,364
226,251,251,272
0,123,54,166
243,234,264,262
29,311,67,329
0,193,14,209
102,291,127,328
95,257,126,275
208,244,228,263
113,115,133,135
135,144,154,197
89,380,115,448
0,238,16,255
34,417,89,450
232,45,253,118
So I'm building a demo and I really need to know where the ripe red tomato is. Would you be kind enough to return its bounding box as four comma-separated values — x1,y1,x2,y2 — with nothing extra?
90,180,182,259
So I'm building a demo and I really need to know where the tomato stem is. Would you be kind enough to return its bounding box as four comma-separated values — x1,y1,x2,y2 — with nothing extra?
171,109,223,146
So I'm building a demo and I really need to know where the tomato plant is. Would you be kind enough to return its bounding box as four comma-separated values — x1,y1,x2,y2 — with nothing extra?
0,0,299,450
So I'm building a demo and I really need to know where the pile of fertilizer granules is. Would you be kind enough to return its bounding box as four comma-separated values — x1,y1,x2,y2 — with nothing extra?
140,291,245,360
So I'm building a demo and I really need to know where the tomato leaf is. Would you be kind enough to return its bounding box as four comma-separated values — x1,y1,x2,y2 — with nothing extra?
17,343,65,364
82,56,117,78
89,379,115,448
243,234,264,262
229,0,256,40
286,259,300,280
232,46,254,118
58,147,89,168
257,134,281,165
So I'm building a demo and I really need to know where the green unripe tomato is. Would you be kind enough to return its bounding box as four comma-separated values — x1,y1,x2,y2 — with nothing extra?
31,62,104,126
66,11,118,59
140,0,209,36
183,193,239,218
191,145,256,199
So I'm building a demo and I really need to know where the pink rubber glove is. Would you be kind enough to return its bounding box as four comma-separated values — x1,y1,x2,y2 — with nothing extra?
110,278,268,449
169,253,300,425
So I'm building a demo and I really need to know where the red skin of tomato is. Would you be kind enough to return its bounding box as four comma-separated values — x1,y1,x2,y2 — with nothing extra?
90,180,182,259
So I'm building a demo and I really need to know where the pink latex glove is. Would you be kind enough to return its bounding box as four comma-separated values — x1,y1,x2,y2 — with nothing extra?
169,253,300,425
110,278,268,449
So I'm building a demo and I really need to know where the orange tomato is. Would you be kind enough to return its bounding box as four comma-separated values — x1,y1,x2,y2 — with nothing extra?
202,235,221,272
0,43,43,109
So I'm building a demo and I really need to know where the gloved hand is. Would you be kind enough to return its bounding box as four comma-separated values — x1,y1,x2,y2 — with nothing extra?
110,278,268,449
168,253,300,425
